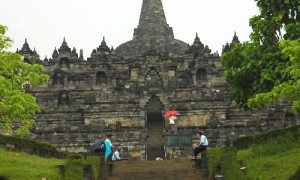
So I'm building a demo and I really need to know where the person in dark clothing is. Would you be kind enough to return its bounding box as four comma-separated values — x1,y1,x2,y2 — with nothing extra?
93,134,107,179
94,135,104,153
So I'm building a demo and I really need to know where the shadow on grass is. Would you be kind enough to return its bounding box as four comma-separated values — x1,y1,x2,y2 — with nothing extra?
289,166,300,180
0,175,8,180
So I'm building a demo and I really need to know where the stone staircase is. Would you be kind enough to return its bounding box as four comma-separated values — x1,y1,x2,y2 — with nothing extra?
146,123,164,160
107,159,210,180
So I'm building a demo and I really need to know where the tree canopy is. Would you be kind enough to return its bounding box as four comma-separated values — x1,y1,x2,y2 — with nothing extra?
221,0,300,111
0,25,49,136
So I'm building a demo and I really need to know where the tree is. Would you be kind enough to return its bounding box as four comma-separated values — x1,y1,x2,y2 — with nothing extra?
221,0,300,110
0,25,49,136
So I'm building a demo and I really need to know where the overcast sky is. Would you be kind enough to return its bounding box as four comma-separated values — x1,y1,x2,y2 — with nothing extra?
0,0,259,59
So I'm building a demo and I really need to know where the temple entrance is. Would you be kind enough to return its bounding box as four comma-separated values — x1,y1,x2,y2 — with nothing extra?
145,96,164,160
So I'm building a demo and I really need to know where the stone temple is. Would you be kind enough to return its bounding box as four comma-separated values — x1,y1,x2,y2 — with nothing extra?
17,0,299,160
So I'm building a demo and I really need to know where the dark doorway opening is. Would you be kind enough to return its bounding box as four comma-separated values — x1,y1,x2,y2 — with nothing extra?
145,96,164,160
147,112,164,126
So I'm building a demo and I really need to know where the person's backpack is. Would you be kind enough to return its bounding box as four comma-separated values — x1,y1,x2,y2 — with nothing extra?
94,138,105,153
101,142,106,153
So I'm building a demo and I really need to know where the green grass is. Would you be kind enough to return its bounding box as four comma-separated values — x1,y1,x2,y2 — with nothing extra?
208,131,300,180
0,148,65,180
207,147,223,174
0,147,102,180
237,146,300,180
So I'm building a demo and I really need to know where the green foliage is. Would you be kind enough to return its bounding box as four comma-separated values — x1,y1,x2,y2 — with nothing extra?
86,155,100,179
207,147,223,175
284,22,300,40
236,134,300,180
256,0,299,24
232,135,255,150
248,38,300,110
221,0,300,109
233,125,300,150
289,166,300,180
208,147,246,180
0,24,49,136
237,148,300,179
0,134,67,158
0,147,64,180
220,148,246,180
248,131,299,157
65,154,85,180
0,138,101,180
207,126,300,179
0,25,12,51
63,153,102,180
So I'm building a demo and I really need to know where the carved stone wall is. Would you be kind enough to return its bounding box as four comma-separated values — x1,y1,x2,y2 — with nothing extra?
17,0,300,159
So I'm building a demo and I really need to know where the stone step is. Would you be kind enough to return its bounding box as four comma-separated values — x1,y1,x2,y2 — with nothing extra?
147,127,163,131
112,164,195,172
108,176,205,180
112,159,193,166
109,169,208,180
147,126,163,129
111,160,195,172
106,159,210,180
112,169,198,175
113,159,195,167
147,129,163,132
147,131,163,135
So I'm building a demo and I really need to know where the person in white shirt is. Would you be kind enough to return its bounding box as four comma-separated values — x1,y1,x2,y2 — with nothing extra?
169,115,177,125
193,131,208,159
112,145,128,161
155,154,164,160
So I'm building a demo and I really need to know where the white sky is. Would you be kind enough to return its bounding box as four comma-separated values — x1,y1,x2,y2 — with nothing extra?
0,0,259,59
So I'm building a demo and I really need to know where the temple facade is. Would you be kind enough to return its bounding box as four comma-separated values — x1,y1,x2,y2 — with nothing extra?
18,0,299,160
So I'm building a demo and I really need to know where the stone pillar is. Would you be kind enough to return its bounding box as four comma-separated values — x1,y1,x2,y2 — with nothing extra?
201,151,209,176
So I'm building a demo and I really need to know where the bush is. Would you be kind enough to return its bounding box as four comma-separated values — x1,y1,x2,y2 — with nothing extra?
208,147,246,179
207,147,223,175
220,148,246,180
233,125,300,150
65,154,85,180
248,132,298,157
86,155,100,179
0,134,66,158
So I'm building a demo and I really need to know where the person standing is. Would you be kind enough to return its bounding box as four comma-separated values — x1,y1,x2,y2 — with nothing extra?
168,115,177,125
103,134,114,177
104,134,113,163
93,135,104,154
94,134,106,180
193,131,208,159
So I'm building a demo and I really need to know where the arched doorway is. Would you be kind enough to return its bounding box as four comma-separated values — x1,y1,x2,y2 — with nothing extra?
145,96,164,160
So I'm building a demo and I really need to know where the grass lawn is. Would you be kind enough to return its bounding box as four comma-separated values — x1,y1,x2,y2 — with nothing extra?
237,147,300,180
0,148,65,180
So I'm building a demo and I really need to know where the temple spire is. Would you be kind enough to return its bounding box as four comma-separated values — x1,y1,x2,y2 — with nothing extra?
138,0,167,27
133,0,173,41
115,0,188,58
